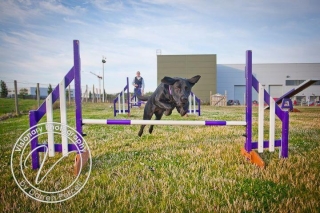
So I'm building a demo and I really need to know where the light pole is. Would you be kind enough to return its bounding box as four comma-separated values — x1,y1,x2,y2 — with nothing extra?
102,56,106,102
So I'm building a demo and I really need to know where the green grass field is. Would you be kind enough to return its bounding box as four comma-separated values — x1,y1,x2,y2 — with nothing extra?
0,98,40,116
1,101,320,212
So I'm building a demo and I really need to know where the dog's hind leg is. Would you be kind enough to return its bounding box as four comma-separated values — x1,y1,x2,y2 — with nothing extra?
138,107,154,137
149,110,164,134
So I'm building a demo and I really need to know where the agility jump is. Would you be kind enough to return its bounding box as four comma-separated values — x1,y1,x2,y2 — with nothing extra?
29,40,289,173
113,77,130,116
188,91,201,116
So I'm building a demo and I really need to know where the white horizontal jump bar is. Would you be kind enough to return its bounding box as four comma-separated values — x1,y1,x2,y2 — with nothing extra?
83,119,246,126
226,121,247,125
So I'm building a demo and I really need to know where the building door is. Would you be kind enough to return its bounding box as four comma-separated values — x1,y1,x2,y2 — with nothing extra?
234,85,245,104
269,85,283,99
234,85,259,105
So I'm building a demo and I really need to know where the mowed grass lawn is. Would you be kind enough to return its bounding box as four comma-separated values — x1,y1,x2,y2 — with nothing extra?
1,101,320,212
0,98,41,116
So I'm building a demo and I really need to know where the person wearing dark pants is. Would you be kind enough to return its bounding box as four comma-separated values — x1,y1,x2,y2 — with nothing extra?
132,71,145,106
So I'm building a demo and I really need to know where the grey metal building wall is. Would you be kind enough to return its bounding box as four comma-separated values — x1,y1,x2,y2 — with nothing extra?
217,63,320,104
157,54,216,103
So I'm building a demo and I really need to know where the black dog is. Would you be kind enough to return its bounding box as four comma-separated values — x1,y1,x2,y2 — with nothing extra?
137,75,201,137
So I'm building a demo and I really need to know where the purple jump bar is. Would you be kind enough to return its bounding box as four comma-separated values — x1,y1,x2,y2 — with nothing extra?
251,140,282,149
107,120,131,125
205,121,226,125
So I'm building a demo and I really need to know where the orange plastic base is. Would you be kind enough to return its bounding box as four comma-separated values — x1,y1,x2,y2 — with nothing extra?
74,150,89,176
241,148,265,168
291,108,301,112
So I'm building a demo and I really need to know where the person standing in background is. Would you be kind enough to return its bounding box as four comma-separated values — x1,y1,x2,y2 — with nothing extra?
132,71,145,96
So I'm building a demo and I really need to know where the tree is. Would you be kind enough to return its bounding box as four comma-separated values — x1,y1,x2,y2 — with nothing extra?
0,80,8,98
48,84,53,95
19,88,28,99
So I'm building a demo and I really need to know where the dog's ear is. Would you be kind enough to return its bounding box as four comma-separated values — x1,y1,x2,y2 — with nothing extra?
187,75,201,86
161,77,178,85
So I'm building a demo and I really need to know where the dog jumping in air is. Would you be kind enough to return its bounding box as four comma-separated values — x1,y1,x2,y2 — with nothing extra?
136,75,201,137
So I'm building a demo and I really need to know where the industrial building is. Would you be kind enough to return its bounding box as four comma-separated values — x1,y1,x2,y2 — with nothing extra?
217,64,320,104
157,54,216,103
157,54,320,104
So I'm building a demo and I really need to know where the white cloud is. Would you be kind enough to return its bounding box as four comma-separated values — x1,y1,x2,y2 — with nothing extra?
38,1,75,15
0,32,20,46
0,0,42,23
90,0,123,11
17,0,32,5
63,17,87,25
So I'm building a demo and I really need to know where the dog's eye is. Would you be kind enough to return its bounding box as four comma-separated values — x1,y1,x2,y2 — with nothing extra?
185,86,188,90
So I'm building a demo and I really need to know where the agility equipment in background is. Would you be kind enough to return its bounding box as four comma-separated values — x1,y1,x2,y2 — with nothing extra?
188,91,201,116
29,41,290,173
113,77,130,116
130,93,142,108
265,79,319,111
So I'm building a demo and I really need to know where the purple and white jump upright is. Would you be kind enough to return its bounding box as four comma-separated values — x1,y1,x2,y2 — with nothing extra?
244,50,289,158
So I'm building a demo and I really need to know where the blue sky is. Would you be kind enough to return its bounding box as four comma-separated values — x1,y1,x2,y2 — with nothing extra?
1,0,320,93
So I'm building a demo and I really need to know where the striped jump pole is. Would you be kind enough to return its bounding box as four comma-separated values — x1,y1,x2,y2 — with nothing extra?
188,92,201,116
113,77,130,116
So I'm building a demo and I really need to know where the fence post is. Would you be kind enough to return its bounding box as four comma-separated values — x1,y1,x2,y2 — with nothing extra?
37,83,40,107
68,84,71,105
86,85,88,103
92,85,95,103
225,90,227,105
14,80,19,115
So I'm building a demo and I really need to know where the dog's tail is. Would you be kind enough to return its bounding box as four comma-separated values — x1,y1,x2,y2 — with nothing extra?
136,94,149,101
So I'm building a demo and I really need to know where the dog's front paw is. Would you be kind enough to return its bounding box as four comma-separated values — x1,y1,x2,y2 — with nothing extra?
176,106,181,113
164,109,173,116
180,110,188,116
176,106,188,116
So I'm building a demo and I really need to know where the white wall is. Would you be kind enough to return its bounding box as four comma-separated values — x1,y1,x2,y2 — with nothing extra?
217,63,320,103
